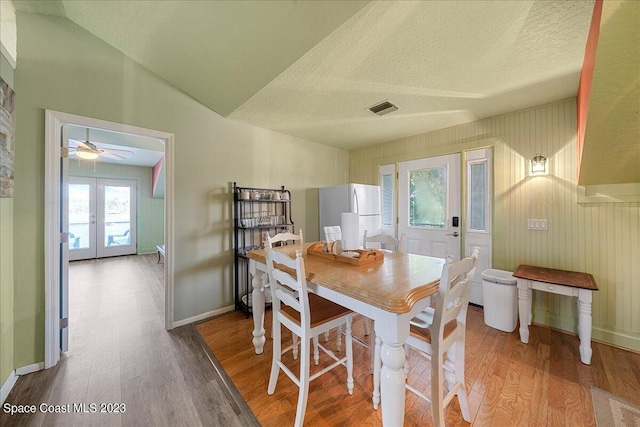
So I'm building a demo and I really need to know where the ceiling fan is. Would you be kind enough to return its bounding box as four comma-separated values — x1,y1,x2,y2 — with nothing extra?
69,129,134,160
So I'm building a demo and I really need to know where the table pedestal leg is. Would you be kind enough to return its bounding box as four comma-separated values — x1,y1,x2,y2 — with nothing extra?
372,336,381,410
380,339,406,426
517,280,530,343
578,290,593,365
251,272,267,354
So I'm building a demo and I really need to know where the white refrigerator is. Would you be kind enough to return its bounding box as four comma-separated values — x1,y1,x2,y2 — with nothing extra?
319,183,381,248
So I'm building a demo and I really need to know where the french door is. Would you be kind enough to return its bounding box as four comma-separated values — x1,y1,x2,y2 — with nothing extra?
398,153,461,258
68,177,137,260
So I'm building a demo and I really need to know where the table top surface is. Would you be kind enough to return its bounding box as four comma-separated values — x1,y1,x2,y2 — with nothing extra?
248,242,445,313
513,265,598,291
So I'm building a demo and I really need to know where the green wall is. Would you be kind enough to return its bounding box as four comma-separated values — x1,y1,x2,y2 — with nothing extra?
0,198,14,387
350,99,640,352
13,12,348,367
69,160,164,254
0,50,15,387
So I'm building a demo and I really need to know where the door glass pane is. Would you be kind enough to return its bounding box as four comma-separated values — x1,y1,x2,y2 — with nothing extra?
469,162,487,231
381,173,393,226
68,184,90,249
104,185,131,247
409,167,446,228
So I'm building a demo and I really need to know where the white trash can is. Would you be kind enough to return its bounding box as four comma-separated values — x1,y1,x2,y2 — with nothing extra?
481,269,518,332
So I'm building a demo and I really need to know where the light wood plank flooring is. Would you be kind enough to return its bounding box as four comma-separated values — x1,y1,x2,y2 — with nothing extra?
1,254,258,427
196,307,640,426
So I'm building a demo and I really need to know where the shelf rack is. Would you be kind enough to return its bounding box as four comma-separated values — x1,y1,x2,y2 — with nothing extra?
233,182,294,315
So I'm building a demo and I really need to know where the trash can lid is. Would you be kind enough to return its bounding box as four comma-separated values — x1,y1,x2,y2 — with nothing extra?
480,269,517,285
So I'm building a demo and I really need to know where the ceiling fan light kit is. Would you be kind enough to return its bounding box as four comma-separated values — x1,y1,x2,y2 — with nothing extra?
76,149,99,160
70,128,135,161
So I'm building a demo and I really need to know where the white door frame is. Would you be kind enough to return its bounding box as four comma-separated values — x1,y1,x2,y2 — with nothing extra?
44,110,175,369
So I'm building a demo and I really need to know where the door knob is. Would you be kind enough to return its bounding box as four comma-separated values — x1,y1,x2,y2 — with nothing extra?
446,231,459,237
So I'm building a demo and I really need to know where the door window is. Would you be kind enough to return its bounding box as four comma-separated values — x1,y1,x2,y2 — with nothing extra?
409,166,447,229
68,182,91,250
104,184,132,246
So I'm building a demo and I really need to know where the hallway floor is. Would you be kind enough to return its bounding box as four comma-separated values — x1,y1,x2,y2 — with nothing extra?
1,254,257,427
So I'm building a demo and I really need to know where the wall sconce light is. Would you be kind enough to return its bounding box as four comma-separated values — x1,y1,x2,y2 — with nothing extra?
530,153,548,175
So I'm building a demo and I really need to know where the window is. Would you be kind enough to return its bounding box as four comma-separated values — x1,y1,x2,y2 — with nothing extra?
409,166,446,228
469,161,487,231
467,158,489,233
381,172,393,226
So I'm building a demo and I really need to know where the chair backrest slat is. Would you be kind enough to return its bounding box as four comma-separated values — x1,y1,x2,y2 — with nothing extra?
430,248,479,339
266,229,304,249
270,265,302,310
363,230,406,252
266,247,310,328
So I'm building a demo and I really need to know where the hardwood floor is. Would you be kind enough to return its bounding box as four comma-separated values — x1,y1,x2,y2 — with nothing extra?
4,255,638,426
196,306,640,426
1,254,257,427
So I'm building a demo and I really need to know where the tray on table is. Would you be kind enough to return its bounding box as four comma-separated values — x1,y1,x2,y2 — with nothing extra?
306,241,384,266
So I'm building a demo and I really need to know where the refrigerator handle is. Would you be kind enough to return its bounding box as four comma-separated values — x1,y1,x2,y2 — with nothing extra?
352,187,359,214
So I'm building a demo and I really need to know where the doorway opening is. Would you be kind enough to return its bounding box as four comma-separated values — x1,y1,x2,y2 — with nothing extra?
44,110,175,369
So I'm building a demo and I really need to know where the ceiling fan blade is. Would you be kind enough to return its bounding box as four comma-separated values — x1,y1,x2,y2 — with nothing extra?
99,152,127,160
75,140,91,149
100,148,134,156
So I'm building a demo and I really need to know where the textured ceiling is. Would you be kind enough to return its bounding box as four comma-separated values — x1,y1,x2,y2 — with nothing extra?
12,0,367,117
11,0,638,184
13,0,594,150
579,1,640,185
231,1,595,149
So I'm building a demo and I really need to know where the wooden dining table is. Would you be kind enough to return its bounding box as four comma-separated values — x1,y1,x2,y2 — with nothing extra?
247,242,445,427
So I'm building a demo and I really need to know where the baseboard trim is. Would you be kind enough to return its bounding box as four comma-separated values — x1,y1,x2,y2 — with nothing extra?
532,309,640,353
592,327,640,353
173,305,235,328
15,362,44,376
1,370,18,404
137,248,160,255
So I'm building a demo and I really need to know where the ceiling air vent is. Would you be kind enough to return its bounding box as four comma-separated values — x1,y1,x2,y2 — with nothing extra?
368,100,398,116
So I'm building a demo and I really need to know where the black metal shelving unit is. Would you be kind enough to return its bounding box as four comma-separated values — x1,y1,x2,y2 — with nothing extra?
233,182,294,315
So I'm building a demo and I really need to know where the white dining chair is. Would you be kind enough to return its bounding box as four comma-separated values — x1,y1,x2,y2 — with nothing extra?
266,230,304,358
362,230,406,253
266,230,346,358
266,247,354,427
371,248,478,427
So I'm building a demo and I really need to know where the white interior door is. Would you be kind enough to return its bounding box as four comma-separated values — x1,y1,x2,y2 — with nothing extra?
465,148,492,305
68,177,137,260
398,153,461,259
